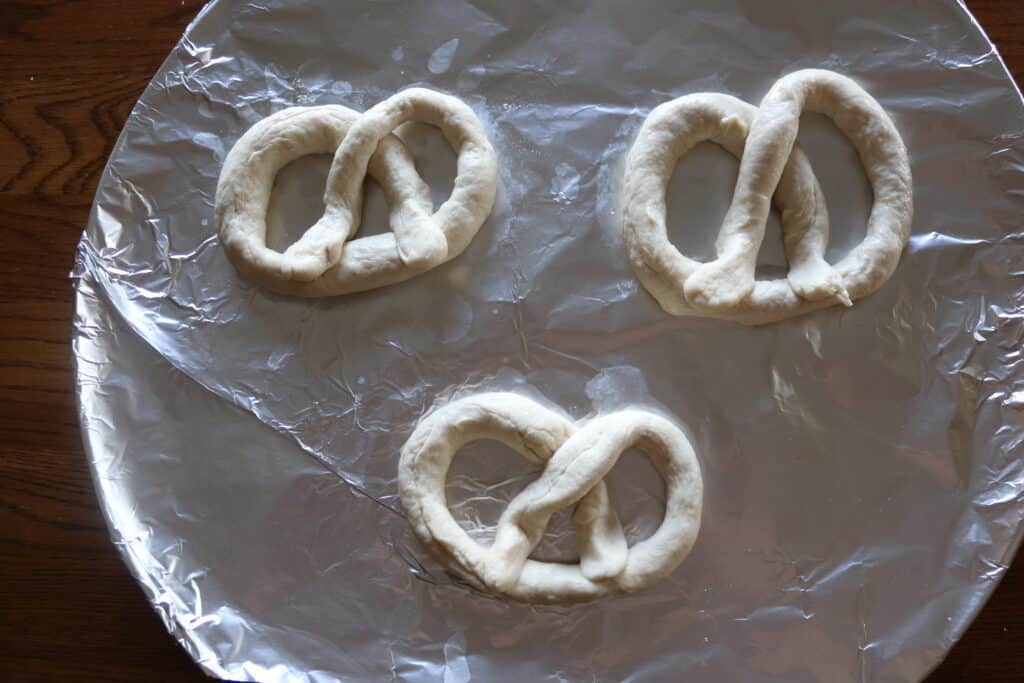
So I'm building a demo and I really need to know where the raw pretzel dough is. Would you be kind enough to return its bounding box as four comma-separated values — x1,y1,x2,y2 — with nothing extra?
216,88,497,296
622,69,913,324
398,392,703,603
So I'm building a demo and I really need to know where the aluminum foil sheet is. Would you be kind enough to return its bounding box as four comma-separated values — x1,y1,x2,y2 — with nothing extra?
73,0,1024,680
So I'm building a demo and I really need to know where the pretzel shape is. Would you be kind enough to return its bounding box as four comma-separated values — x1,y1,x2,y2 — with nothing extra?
399,392,703,603
622,69,913,325
215,88,497,296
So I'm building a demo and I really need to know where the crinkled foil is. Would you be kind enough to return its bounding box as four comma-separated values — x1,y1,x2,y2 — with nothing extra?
72,0,1024,680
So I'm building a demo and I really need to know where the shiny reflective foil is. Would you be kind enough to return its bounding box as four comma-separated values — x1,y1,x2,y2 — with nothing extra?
73,0,1024,680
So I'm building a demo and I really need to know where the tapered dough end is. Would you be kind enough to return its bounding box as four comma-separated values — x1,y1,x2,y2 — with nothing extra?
394,220,449,271
279,212,350,281
399,234,449,271
683,260,755,311
787,258,853,307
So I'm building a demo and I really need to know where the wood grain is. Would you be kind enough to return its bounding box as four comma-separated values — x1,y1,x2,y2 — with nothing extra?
0,1,1020,681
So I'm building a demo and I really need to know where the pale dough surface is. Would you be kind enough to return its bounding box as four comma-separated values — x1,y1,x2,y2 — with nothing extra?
215,88,497,296
622,69,913,325
398,392,703,603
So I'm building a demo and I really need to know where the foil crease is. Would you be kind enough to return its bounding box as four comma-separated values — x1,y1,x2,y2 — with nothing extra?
73,0,1024,680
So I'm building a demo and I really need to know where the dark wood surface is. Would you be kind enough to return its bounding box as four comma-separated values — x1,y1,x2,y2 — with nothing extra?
0,1,1021,681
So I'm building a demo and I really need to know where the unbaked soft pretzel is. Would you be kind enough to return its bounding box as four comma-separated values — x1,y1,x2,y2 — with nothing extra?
622,69,913,325
398,392,703,603
216,88,497,296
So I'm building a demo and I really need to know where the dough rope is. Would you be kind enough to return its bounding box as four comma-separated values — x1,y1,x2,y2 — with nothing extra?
622,69,913,324
215,88,497,296
398,392,703,603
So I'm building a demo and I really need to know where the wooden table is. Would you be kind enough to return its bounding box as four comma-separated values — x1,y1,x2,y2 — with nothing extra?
0,1,1020,681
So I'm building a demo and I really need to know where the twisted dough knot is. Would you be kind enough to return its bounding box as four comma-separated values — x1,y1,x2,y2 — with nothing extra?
215,88,497,296
622,69,913,325
398,393,703,603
